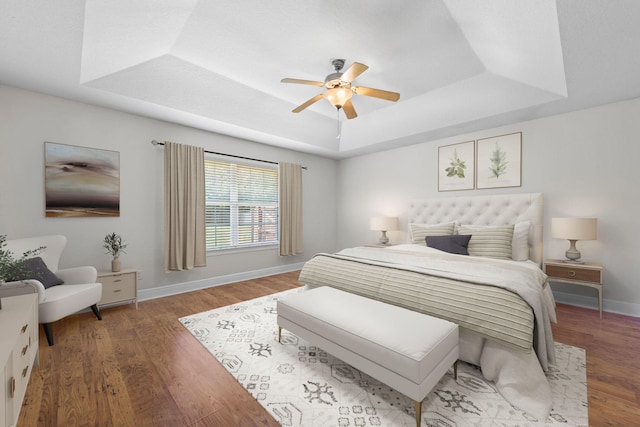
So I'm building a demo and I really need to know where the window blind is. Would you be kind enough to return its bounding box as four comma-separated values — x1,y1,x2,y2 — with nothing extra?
204,159,279,250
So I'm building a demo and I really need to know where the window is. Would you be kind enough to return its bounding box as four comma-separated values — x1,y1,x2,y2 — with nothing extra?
204,159,278,251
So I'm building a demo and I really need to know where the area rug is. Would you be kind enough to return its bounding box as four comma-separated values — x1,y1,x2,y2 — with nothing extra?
179,289,588,426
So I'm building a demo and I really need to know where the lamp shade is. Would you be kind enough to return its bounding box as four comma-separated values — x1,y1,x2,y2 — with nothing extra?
551,218,597,240
323,87,353,108
370,216,399,231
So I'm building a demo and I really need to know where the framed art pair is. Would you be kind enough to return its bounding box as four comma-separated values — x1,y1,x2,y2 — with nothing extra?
437,132,521,192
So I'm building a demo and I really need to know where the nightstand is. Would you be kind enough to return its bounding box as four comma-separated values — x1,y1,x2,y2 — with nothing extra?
543,259,603,319
97,269,138,309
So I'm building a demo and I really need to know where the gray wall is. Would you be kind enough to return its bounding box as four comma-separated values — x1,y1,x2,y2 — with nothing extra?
0,85,339,294
337,98,640,315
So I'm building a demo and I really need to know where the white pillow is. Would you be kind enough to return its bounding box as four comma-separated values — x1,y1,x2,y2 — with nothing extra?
511,221,531,261
409,222,456,245
456,221,530,261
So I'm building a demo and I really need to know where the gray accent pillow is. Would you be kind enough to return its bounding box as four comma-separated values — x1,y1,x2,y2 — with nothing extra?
9,257,64,289
426,234,472,255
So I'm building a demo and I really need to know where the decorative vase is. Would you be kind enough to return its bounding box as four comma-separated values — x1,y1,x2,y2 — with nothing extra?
111,256,121,272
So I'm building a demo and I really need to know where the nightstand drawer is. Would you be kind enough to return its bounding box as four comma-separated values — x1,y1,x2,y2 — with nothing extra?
99,272,136,305
546,265,601,283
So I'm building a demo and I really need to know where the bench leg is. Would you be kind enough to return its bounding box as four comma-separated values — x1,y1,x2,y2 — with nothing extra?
277,326,282,343
413,399,422,427
453,360,458,380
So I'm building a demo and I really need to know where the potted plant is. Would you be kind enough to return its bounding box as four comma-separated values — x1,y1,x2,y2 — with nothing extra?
0,234,44,309
103,233,127,272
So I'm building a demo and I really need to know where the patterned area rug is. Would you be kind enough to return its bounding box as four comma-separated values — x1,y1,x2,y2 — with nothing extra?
179,289,588,427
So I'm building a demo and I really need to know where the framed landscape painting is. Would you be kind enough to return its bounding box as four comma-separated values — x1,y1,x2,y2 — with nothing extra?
438,140,475,191
45,142,120,217
476,132,522,189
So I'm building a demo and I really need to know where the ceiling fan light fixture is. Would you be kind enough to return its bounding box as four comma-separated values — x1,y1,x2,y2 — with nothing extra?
282,59,399,118
323,87,353,108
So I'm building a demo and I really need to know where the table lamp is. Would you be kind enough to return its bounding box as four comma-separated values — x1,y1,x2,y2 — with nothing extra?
370,216,399,245
551,217,597,263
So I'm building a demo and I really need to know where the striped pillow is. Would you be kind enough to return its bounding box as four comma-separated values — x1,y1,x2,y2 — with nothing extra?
457,224,515,260
410,222,456,244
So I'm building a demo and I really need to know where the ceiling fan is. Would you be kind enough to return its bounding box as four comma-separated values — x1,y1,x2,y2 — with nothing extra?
281,59,400,120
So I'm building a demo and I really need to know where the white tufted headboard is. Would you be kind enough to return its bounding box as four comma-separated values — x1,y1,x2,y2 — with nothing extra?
408,193,544,265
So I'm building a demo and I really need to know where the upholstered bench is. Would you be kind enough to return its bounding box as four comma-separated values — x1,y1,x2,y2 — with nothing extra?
277,286,459,427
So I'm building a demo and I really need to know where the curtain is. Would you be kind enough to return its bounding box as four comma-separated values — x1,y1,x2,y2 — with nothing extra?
164,141,206,271
278,162,304,256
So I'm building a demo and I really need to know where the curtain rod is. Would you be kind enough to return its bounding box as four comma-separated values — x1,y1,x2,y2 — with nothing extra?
151,140,307,170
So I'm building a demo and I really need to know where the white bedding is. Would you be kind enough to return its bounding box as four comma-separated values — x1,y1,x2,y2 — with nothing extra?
332,244,558,421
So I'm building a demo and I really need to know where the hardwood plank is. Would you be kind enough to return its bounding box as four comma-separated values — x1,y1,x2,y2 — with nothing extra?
551,303,640,425
17,272,640,426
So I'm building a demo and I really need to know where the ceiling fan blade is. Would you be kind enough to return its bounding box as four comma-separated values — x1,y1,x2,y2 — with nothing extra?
281,78,325,87
352,86,400,102
341,62,368,83
292,93,324,113
342,99,357,119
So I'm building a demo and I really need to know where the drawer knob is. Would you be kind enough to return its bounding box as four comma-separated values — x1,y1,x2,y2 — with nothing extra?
22,345,29,356
10,377,16,397
114,279,122,283
114,289,122,293
21,324,28,333
568,270,576,277
22,366,29,378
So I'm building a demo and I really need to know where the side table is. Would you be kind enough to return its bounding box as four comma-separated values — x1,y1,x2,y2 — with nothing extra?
97,268,138,309
543,259,603,319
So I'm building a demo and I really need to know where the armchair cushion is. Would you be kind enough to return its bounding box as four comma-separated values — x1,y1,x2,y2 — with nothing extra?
56,266,98,285
9,257,64,289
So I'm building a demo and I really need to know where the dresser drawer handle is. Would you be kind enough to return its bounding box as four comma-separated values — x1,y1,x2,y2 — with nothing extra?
22,345,29,356
21,324,28,333
22,366,29,378
113,279,122,283
114,289,122,293
568,270,576,277
10,377,16,397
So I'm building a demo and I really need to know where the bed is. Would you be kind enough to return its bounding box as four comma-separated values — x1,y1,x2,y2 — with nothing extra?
298,192,557,420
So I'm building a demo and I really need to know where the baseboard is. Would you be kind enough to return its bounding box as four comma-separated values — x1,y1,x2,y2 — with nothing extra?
137,262,305,302
552,290,640,318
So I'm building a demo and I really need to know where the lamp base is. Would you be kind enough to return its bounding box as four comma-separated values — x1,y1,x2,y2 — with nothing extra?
378,230,389,245
564,240,584,264
561,259,586,264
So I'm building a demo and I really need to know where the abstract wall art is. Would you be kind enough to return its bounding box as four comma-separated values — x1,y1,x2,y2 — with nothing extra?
45,142,120,217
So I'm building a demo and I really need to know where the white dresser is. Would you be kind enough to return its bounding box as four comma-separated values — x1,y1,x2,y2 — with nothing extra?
1,294,39,427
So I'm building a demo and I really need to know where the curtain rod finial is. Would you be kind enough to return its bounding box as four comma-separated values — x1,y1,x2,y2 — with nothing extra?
151,140,161,145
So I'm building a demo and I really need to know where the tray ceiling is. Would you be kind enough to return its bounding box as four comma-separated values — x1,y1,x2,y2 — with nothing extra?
1,0,640,158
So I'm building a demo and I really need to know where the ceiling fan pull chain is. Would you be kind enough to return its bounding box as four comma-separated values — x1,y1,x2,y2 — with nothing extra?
336,108,342,140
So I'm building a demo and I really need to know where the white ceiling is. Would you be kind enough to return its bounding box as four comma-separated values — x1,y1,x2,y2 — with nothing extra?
1,0,640,159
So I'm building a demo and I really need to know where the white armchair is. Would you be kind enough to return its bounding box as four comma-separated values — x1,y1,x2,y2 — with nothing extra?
0,235,102,346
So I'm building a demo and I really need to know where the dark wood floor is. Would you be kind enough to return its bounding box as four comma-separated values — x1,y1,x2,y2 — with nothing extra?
18,271,640,426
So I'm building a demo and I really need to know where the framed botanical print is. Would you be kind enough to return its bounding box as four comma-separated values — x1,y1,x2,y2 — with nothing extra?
438,140,475,191
476,132,522,189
